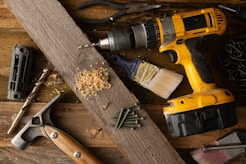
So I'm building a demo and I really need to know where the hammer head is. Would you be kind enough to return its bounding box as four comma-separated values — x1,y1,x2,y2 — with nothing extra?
11,93,62,150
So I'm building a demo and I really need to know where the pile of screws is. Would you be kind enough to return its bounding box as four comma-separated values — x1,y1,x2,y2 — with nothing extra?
217,33,246,97
113,104,144,130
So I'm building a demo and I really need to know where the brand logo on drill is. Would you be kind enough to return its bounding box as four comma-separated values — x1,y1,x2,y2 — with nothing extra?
153,20,161,46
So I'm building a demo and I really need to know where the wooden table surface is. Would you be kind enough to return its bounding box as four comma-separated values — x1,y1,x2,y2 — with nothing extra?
0,0,246,163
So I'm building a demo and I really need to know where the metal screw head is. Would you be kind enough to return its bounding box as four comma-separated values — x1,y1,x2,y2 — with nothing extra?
51,132,58,139
74,151,81,158
109,17,114,21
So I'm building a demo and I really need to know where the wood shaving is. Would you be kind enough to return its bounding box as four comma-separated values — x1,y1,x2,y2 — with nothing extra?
44,71,67,96
75,67,111,97
45,72,64,87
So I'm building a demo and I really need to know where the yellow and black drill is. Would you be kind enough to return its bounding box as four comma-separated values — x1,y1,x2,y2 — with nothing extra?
81,8,237,137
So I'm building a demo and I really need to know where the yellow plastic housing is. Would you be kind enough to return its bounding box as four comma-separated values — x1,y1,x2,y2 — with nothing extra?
158,8,235,115
159,8,226,50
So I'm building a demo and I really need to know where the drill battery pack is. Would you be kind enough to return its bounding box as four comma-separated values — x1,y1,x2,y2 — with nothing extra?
7,44,33,100
165,102,238,137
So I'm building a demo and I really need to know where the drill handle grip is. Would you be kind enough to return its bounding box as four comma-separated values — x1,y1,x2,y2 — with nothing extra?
174,38,216,91
186,38,215,83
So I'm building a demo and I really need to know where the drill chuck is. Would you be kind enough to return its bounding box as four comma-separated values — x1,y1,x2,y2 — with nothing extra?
99,27,135,51
99,20,160,51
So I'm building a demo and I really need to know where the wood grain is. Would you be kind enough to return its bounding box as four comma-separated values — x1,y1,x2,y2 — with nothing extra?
0,146,129,164
2,0,184,163
1,102,246,149
44,125,102,164
1,0,246,163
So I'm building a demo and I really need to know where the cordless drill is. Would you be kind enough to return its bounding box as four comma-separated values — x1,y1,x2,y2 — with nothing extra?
82,8,237,137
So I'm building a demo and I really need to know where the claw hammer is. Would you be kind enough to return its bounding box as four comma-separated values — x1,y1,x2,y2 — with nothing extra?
11,93,102,164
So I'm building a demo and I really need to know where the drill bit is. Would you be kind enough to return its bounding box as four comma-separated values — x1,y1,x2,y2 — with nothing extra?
218,5,237,13
219,5,246,20
78,42,99,49
7,68,50,135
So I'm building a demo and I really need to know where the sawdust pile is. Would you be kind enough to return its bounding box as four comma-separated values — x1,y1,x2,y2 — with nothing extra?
75,67,111,97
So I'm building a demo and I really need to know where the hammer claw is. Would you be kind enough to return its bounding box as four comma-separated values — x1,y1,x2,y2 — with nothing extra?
11,92,102,163
11,93,63,149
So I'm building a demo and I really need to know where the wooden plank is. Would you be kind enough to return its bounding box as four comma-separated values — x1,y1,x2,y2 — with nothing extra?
0,146,128,164
2,0,184,163
1,101,246,149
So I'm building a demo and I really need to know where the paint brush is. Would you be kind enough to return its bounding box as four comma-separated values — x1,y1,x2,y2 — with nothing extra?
191,130,246,164
110,55,183,99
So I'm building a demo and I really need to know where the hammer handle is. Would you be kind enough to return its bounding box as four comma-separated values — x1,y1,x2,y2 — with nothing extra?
44,125,102,164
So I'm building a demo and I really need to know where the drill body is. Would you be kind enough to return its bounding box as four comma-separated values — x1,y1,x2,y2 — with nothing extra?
96,8,237,137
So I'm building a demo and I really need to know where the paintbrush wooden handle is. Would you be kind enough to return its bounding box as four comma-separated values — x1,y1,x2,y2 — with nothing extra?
43,125,102,164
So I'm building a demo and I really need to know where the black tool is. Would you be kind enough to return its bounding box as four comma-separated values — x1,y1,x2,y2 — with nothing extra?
78,0,161,24
7,44,33,100
219,5,246,20
11,93,102,164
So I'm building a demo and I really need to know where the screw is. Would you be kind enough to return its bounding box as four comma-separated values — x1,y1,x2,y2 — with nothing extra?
51,132,58,139
125,117,144,121
114,104,140,115
114,108,124,129
122,124,141,128
112,114,137,119
122,126,135,130
117,109,130,130
113,104,143,130
111,124,136,130
74,151,81,158
115,111,135,116
125,115,138,119
128,104,140,111
123,120,138,124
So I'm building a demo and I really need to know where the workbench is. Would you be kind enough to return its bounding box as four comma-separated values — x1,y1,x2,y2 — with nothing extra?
0,0,246,163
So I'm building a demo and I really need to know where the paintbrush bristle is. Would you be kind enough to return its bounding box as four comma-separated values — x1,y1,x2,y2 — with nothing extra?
134,61,183,99
145,68,183,99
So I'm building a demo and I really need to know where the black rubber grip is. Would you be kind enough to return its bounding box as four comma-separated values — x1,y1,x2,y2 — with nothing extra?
165,102,237,137
143,19,159,48
186,38,214,83
7,44,33,100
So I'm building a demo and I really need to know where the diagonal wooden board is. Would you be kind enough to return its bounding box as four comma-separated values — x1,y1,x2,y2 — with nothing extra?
3,0,184,163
